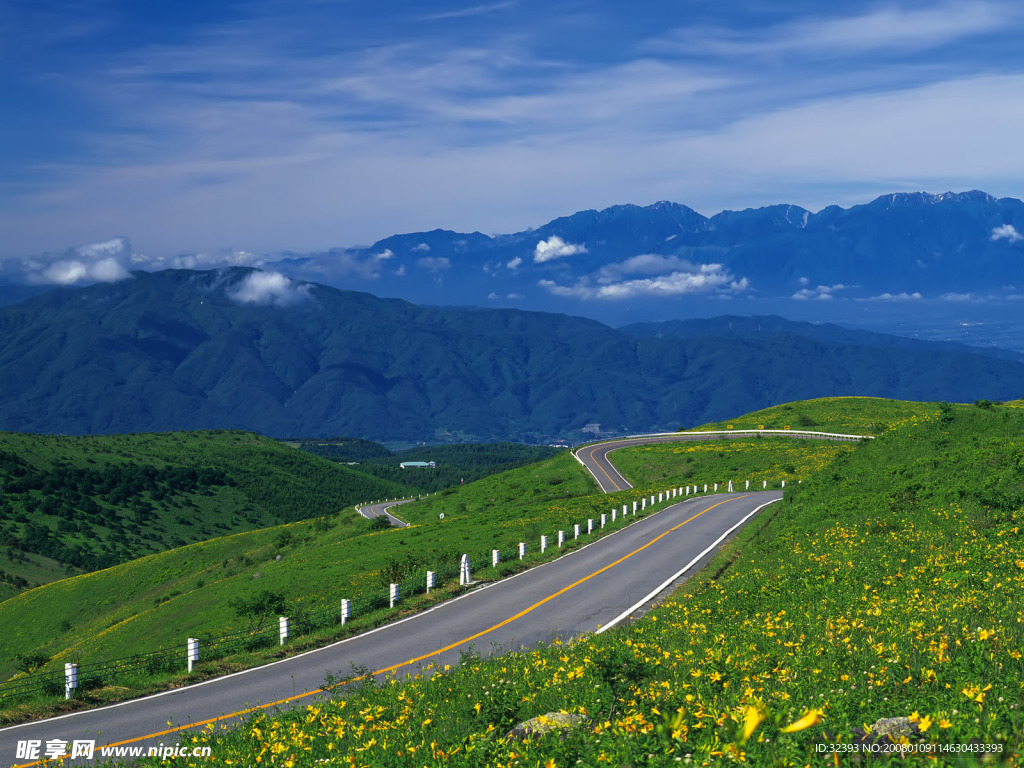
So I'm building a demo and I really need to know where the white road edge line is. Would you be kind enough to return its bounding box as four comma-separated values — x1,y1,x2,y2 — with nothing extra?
595,496,782,634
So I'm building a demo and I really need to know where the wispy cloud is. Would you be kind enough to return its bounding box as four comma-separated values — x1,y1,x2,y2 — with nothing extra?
792,283,849,301
539,261,747,300
992,224,1024,243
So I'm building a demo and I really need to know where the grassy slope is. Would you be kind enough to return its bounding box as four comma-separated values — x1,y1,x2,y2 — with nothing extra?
135,398,1024,767
0,430,412,597
691,395,941,436
0,450,667,686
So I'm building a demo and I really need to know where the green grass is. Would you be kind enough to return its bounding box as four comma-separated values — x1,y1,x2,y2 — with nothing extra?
127,399,1023,766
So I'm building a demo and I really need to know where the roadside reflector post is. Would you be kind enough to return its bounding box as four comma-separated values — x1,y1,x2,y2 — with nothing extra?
341,598,350,626
600,513,606,529
426,571,435,594
728,480,733,492
460,554,471,585
492,549,500,567
587,518,594,534
633,500,638,513
558,530,565,548
518,542,526,560
658,492,663,503
623,504,628,516
781,480,786,488
641,498,646,510
763,480,767,489
686,486,690,495
574,523,580,539
187,638,199,673
714,483,718,492
746,480,750,490
389,583,399,608
541,535,547,553
65,663,77,700
650,495,655,505
279,616,289,645
611,508,617,522
704,484,708,493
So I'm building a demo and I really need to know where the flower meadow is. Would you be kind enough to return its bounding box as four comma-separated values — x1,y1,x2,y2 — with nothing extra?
115,401,1022,767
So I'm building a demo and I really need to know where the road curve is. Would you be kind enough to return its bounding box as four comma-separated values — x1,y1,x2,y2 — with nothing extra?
356,499,411,527
1,437,805,765
575,429,869,492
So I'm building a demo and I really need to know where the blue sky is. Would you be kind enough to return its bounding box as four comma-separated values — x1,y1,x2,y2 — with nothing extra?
2,0,1024,271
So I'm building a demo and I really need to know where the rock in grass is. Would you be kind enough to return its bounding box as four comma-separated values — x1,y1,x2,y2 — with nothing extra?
506,712,588,742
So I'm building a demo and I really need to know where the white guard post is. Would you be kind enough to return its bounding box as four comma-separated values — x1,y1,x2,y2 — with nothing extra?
187,638,199,673
65,663,77,700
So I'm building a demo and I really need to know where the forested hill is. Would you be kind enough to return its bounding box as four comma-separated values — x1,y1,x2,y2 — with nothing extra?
2,268,1024,442
0,430,410,598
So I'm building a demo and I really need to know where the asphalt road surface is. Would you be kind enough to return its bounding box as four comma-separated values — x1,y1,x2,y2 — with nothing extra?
2,444,796,766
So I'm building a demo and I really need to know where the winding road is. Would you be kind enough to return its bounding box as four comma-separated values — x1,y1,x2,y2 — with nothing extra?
0,430,865,766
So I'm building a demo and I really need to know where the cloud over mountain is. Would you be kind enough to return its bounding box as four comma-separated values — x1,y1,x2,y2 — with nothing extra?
227,270,312,307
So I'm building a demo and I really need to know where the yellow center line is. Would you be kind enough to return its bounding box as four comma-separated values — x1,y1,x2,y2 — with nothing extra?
15,496,742,765
588,445,623,490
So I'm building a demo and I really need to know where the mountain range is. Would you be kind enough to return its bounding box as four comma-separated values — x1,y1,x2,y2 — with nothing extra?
263,190,1024,336
1,268,1021,442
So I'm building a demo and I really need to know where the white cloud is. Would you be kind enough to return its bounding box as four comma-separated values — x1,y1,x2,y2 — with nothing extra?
867,291,923,301
228,270,312,306
416,256,451,271
412,242,431,252
540,263,747,300
24,237,134,285
534,236,587,263
506,256,522,270
992,224,1024,243
792,283,849,301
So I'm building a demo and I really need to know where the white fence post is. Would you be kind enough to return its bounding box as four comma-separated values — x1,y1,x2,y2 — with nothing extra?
728,480,733,492
65,663,77,700
574,523,580,539
389,583,399,608
714,483,718,492
492,549,500,567
519,542,526,560
763,480,767,489
781,480,786,488
642,498,647,510
633,500,638,513
623,504,628,517
746,480,750,490
658,492,663,503
541,535,548,553
426,571,435,594
460,554,471,585
588,518,594,534
341,598,350,626
558,530,565,548
611,508,617,522
600,513,606,528
704,484,708,493
279,616,289,645
187,638,199,673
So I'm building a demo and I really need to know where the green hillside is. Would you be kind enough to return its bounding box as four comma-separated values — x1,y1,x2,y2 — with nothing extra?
148,398,1024,766
0,430,412,599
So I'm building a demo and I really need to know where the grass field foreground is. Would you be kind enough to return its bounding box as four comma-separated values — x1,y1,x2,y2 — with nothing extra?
140,401,1024,766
